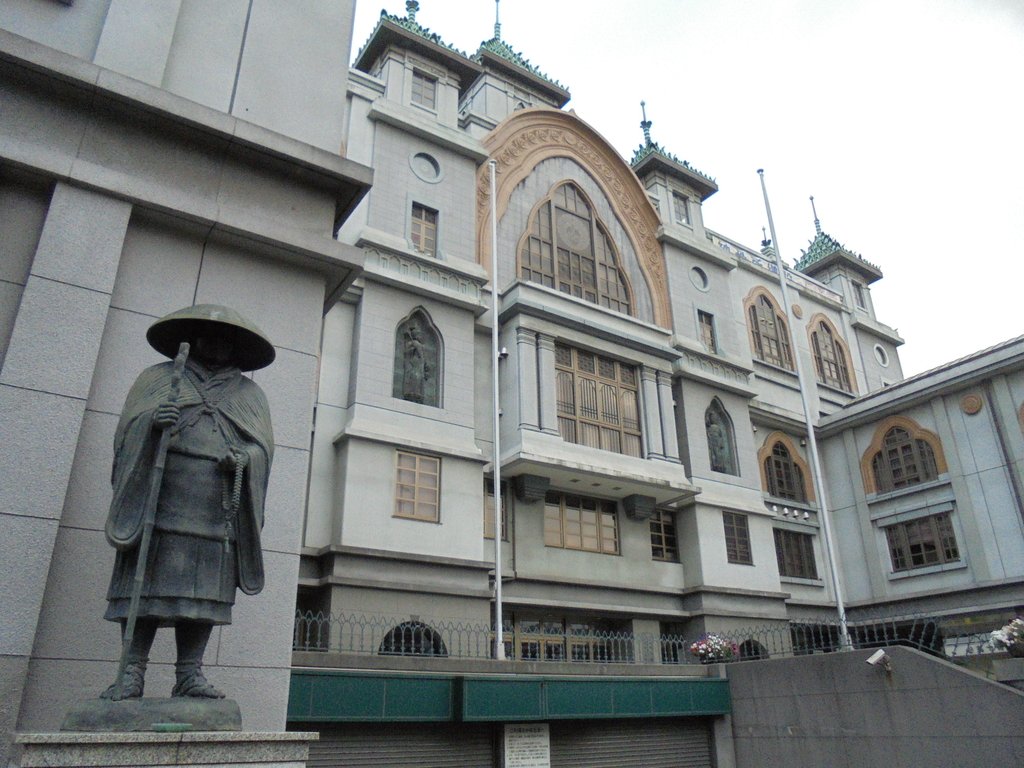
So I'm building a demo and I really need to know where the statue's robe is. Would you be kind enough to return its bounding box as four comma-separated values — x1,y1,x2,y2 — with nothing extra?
104,359,273,626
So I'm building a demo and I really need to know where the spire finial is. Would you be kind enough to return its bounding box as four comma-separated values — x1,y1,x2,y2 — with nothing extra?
494,0,501,39
640,101,652,146
406,0,419,22
761,226,770,248
810,195,822,235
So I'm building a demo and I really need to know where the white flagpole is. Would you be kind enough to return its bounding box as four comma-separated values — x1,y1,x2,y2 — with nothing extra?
490,158,506,660
757,169,851,650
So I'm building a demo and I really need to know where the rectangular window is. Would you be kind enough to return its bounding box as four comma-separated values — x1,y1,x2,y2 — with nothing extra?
411,203,438,256
544,492,619,554
650,509,678,561
698,310,717,353
723,511,753,565
484,479,508,540
672,192,690,226
394,451,440,522
555,343,642,458
411,69,437,109
852,281,866,309
774,528,818,579
885,513,959,572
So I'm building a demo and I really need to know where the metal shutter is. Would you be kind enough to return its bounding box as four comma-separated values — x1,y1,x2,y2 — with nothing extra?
308,723,495,768
549,718,713,768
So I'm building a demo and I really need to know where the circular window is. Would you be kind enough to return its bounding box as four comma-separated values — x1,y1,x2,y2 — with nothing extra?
690,266,709,292
873,344,889,367
410,152,442,183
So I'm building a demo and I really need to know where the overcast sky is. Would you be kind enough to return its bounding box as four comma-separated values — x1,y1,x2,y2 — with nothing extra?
352,0,1024,377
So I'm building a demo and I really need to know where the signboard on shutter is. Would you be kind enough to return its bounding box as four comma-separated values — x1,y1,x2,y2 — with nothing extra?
504,723,550,768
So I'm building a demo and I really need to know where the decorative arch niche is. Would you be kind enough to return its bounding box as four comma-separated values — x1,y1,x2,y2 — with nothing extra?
393,308,443,407
705,398,738,475
476,107,671,329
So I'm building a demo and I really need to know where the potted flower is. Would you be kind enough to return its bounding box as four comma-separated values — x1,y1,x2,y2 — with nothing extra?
991,617,1024,658
689,633,739,663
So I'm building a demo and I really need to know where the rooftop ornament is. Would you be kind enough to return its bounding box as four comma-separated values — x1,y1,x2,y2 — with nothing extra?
794,195,882,273
476,0,567,90
356,1,475,64
630,101,716,184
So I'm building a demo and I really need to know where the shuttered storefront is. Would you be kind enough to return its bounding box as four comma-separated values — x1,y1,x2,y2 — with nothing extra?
549,718,713,768
309,723,495,768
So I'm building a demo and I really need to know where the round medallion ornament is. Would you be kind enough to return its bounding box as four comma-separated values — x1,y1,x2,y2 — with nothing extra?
961,393,983,415
791,304,803,319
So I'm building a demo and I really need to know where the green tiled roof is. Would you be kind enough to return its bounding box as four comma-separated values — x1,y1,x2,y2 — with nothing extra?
477,36,566,91
795,230,881,274
630,142,716,185
357,7,474,64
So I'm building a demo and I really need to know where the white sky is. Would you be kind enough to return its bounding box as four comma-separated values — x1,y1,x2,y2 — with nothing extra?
352,0,1024,376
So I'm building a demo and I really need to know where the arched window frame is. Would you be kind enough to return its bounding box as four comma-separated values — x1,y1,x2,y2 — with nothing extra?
744,288,794,370
758,432,814,503
392,308,443,407
516,181,634,316
807,314,857,393
861,416,947,495
705,397,739,476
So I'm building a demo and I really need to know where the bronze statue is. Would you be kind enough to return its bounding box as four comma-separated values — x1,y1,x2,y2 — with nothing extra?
102,305,274,700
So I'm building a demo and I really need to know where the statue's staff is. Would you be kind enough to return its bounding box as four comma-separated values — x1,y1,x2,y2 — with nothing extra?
112,341,190,699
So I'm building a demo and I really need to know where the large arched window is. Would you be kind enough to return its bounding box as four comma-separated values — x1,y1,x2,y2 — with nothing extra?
519,182,633,315
393,309,442,407
758,433,812,503
863,417,946,494
705,398,738,475
746,290,793,369
809,316,855,392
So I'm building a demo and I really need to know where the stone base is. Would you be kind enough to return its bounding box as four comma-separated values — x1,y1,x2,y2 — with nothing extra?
14,731,318,768
61,698,242,733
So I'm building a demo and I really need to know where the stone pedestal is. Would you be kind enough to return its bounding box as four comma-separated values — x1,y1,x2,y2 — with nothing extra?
992,657,1024,692
13,731,318,768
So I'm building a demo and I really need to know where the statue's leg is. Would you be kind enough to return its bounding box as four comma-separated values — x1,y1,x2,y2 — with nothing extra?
100,619,156,700
171,621,225,698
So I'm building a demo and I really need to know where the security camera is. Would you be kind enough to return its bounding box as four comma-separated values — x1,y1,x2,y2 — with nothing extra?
866,648,893,674
866,649,887,665
498,347,509,360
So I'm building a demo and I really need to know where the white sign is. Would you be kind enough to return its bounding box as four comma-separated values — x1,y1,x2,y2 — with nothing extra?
504,722,550,768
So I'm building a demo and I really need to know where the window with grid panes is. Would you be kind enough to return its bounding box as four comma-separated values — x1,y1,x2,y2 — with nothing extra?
672,192,690,226
765,441,807,502
410,203,438,256
749,294,794,368
885,513,959,572
871,427,939,492
544,492,619,554
650,509,678,561
410,69,437,109
483,479,508,540
811,321,853,391
698,310,717,353
519,183,632,315
723,511,753,565
554,344,642,457
394,451,439,521
774,528,818,579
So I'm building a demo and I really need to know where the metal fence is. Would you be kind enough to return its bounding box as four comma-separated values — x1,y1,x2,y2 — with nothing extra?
293,609,1008,666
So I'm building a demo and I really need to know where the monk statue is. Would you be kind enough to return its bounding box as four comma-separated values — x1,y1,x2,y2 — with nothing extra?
101,305,274,701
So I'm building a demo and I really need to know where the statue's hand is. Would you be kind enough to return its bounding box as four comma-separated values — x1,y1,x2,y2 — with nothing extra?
153,402,180,429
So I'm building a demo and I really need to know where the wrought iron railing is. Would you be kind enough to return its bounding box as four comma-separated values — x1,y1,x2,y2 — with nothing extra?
293,609,1010,668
